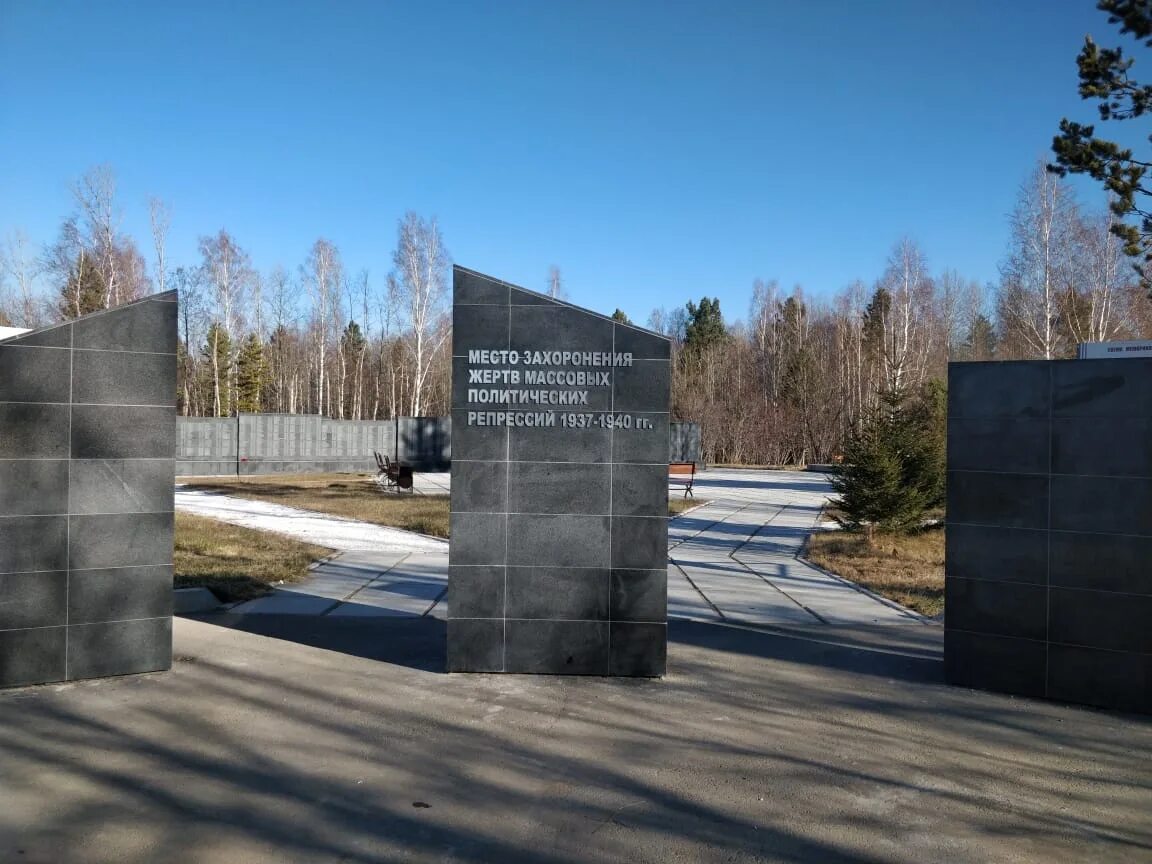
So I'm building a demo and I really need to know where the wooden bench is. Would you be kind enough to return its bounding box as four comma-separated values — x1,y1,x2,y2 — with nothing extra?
374,450,414,492
669,461,696,498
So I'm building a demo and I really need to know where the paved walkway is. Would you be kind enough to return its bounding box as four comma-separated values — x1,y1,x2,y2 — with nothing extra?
177,469,926,634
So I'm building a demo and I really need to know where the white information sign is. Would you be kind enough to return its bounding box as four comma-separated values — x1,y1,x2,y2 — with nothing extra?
1077,340,1152,360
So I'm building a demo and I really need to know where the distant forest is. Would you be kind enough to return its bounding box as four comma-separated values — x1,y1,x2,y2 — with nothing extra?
3,161,1150,465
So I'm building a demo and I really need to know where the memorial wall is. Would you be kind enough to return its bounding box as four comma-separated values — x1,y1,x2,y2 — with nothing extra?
946,358,1152,713
448,267,671,675
0,292,177,688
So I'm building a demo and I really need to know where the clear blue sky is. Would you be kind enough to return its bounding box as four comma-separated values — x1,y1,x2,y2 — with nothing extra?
0,0,1122,324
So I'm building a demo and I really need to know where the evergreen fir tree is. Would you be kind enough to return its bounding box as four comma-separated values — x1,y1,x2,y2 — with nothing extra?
58,251,106,319
831,382,946,538
960,314,998,361
235,332,267,413
684,297,725,352
610,308,632,325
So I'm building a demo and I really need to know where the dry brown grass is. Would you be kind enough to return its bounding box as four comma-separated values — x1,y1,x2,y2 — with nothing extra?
669,497,707,516
806,526,945,617
183,473,699,535
174,512,333,602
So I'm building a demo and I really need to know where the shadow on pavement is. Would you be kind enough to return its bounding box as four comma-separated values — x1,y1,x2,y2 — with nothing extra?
3,613,1149,864
183,610,943,683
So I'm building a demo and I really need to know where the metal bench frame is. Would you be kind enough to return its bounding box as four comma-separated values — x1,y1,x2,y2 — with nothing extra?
669,461,696,498
374,450,414,493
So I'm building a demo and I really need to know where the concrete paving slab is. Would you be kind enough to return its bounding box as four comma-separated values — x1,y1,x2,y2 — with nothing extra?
179,468,927,633
678,563,820,626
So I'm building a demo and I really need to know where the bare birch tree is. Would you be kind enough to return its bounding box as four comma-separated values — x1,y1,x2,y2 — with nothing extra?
548,265,564,299
877,238,935,394
391,212,450,417
73,165,121,308
1,230,44,327
303,239,342,416
997,163,1078,359
148,197,171,296
198,230,252,416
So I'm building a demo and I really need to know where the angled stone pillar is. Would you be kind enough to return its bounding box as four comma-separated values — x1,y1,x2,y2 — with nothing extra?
0,292,177,688
946,357,1152,713
447,267,671,676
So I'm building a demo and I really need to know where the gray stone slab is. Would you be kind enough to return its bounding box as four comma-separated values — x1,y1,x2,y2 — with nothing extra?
508,305,613,354
0,403,70,458
1048,587,1152,653
71,350,177,406
0,345,71,403
447,565,504,619
612,463,669,517
947,418,1050,473
69,459,176,515
71,295,177,354
0,322,70,348
68,565,173,624
0,459,69,516
945,577,1047,641
612,412,670,464
449,460,508,513
948,361,1050,419
69,512,174,570
610,515,666,569
449,410,506,462
610,568,667,622
0,626,66,687
71,405,176,459
609,622,666,676
1052,358,1152,417
0,571,67,629
66,617,172,680
453,305,509,356
509,422,610,463
1052,417,1152,477
0,515,68,574
614,323,671,360
504,619,609,674
945,524,1048,585
612,360,671,413
1051,475,1152,535
449,512,507,565
944,629,1047,698
505,567,608,619
946,470,1049,530
453,268,510,305
1048,531,1152,594
507,514,610,567
507,462,610,515
446,618,503,672
1046,642,1152,713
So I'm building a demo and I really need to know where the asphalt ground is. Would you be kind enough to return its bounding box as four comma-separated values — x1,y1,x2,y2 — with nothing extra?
1,613,1148,864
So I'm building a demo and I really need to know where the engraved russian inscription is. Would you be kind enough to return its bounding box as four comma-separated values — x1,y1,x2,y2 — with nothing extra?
448,266,670,676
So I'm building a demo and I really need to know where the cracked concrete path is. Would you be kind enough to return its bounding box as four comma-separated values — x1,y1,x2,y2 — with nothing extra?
176,469,929,635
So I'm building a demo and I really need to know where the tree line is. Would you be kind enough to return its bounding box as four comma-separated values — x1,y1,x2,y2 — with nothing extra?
654,160,1151,465
1,160,1149,464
